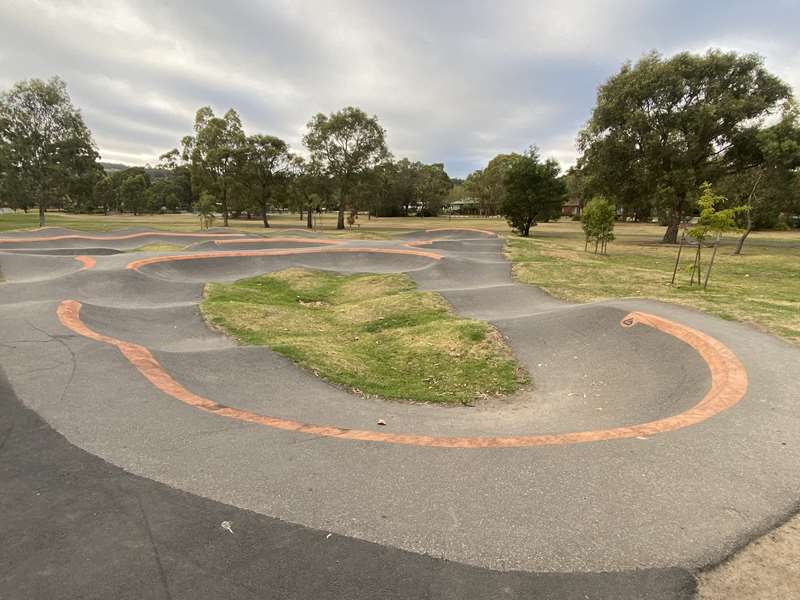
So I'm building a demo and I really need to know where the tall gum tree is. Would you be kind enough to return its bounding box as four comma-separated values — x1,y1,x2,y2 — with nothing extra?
244,135,293,228
0,77,100,226
182,107,246,227
578,50,792,243
303,106,388,229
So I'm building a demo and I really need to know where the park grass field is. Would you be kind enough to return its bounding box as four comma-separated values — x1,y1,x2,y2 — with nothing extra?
3,211,798,344
0,210,511,237
507,222,800,344
201,268,527,404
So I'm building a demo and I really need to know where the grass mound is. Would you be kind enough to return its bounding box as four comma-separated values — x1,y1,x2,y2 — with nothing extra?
126,242,187,253
201,268,528,404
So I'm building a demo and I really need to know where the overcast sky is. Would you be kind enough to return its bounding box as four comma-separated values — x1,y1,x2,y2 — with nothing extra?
1,0,797,177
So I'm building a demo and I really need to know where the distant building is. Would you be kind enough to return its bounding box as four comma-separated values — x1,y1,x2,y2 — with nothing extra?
447,197,480,215
562,197,582,217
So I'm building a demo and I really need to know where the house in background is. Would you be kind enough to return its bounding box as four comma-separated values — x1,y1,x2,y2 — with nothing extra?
562,197,582,217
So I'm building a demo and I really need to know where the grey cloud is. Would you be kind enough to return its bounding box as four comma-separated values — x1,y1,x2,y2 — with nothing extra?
1,0,797,177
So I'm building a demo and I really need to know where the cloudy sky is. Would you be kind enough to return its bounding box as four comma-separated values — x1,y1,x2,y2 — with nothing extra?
1,0,797,177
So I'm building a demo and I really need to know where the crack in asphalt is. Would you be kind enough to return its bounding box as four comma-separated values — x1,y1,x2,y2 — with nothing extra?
23,318,78,405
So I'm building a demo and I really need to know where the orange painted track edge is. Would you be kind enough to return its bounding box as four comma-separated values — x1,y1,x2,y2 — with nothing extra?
74,255,96,270
125,246,444,271
57,302,748,448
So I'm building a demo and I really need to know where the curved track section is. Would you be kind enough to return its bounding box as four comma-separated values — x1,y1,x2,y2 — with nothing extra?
2,226,800,590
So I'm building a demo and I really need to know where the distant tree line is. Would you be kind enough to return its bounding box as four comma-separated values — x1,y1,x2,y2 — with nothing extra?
0,80,456,229
2,50,798,239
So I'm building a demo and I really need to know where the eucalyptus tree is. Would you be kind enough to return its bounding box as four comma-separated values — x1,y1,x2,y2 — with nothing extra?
182,107,246,227
469,153,520,216
415,162,452,216
303,106,388,229
243,134,293,228
578,50,792,243
0,77,101,226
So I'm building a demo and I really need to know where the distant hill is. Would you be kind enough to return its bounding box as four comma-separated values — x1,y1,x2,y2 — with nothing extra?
100,161,131,174
100,161,171,179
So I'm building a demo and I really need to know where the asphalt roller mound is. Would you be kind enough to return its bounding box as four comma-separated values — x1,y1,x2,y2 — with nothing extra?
0,252,87,282
130,247,442,283
0,227,247,251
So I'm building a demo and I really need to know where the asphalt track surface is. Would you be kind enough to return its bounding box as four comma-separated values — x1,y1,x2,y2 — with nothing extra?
1,226,799,599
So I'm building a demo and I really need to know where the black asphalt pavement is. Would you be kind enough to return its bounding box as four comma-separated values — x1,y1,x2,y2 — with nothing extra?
0,366,695,599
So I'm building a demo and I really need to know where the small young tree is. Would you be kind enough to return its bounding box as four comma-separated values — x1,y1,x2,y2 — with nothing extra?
501,148,565,237
685,182,746,289
195,191,217,230
581,196,616,254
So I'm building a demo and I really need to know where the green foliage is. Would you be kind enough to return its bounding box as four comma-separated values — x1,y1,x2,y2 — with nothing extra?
195,191,217,229
683,182,747,288
242,134,293,227
578,50,792,242
688,182,744,243
581,196,616,254
465,153,521,216
501,148,565,237
181,107,247,226
0,77,102,225
303,107,388,229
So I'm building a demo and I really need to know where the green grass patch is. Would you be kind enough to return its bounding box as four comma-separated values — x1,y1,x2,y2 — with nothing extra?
201,267,528,404
125,242,187,253
506,222,800,344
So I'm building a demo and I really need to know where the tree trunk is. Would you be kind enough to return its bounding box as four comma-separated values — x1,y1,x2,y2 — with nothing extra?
337,206,345,230
704,236,720,290
261,204,270,228
222,186,229,227
38,202,45,228
307,207,313,229
661,208,681,244
733,206,754,256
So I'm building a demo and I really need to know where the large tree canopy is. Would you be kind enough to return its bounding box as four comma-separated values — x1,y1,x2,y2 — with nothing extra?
303,106,388,229
501,148,565,237
243,134,293,228
182,106,246,226
578,50,792,242
0,77,101,226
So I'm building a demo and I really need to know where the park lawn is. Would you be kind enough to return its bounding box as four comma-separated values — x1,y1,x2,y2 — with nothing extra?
507,221,800,344
125,242,188,253
0,210,511,238
201,268,528,404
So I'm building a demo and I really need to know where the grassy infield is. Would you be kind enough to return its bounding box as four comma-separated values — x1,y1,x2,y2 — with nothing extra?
3,211,798,401
202,268,527,404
